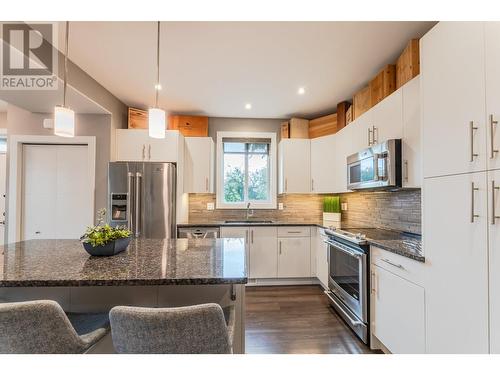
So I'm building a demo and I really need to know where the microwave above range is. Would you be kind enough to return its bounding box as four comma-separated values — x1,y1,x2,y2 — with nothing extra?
347,139,402,191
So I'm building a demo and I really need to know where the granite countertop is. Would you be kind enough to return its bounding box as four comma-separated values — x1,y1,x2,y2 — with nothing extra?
0,238,247,287
177,222,322,228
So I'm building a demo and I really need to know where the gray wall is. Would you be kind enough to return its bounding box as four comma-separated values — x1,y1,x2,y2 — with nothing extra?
208,117,284,141
7,104,111,214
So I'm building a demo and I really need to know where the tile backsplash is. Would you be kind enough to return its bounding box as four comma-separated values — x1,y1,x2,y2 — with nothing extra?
187,189,421,234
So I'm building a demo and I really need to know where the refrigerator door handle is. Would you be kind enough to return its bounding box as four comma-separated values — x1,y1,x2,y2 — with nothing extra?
127,172,134,232
135,172,142,237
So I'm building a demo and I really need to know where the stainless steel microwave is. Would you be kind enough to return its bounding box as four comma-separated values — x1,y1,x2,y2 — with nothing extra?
347,139,402,190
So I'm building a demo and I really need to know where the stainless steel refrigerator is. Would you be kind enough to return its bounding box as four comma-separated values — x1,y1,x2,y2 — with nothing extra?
108,162,176,238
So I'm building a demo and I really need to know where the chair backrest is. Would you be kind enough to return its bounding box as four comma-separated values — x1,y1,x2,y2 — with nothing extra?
0,300,88,354
109,303,231,354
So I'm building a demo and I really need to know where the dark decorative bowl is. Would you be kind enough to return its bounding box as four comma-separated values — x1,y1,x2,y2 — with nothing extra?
82,237,131,256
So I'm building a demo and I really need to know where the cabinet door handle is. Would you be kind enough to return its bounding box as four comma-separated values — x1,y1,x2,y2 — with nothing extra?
142,144,146,160
371,271,376,294
470,121,479,162
311,179,314,191
492,180,500,225
148,144,151,160
381,258,404,270
279,240,282,255
251,230,254,244
368,127,372,146
490,114,499,159
471,181,480,223
245,230,248,245
205,177,209,192
285,178,288,192
404,160,409,182
372,126,378,145
287,231,301,234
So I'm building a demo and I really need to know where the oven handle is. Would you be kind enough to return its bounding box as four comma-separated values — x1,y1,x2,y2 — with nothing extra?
323,239,363,259
324,291,364,327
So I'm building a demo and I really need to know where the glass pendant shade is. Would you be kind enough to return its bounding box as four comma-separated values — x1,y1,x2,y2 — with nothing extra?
54,106,75,137
148,107,165,139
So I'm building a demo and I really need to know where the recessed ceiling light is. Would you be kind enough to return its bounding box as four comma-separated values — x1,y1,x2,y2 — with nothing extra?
245,103,252,110
298,87,305,95
155,83,162,90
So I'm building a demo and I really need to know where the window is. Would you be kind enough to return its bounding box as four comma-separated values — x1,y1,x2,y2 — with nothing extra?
216,132,277,209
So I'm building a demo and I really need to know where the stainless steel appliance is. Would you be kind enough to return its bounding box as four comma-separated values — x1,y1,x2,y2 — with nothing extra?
178,227,220,239
347,139,402,190
323,227,370,344
108,162,176,238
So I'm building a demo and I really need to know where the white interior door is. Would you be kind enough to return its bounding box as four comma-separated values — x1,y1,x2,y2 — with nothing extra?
22,144,92,240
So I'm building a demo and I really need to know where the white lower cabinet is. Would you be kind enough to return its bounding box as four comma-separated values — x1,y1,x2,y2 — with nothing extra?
371,263,425,354
278,237,311,278
315,228,329,288
248,227,278,278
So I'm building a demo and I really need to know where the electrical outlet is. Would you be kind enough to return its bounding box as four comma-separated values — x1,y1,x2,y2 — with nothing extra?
341,203,348,211
278,203,284,210
207,202,215,211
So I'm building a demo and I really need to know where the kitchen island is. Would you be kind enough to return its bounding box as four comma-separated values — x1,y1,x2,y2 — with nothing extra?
0,238,247,353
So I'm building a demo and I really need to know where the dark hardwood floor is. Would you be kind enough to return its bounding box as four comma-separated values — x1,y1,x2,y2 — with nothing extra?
245,285,375,354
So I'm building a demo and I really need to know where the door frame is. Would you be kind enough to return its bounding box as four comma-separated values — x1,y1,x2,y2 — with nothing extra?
7,135,96,243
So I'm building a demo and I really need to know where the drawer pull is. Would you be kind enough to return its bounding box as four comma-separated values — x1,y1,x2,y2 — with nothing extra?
287,231,302,234
381,258,404,270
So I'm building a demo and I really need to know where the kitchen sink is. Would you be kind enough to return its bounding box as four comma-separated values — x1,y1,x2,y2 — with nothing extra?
224,220,274,224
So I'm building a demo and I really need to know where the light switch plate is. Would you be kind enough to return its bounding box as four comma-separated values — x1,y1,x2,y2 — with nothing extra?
207,202,215,211
341,203,348,211
278,203,284,210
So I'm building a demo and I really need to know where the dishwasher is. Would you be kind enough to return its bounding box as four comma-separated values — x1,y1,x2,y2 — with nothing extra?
177,227,220,239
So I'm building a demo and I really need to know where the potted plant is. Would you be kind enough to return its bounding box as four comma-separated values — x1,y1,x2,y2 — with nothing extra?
323,196,341,228
80,209,132,256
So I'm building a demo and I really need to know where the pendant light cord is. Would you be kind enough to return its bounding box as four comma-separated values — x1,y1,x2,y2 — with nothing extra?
155,21,160,108
63,21,69,108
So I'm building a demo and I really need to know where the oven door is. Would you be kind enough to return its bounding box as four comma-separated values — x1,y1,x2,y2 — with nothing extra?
325,238,367,322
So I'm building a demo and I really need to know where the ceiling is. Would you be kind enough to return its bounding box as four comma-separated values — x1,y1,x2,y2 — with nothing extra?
63,21,435,119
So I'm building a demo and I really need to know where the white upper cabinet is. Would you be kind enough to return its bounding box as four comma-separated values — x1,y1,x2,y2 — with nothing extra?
371,88,404,143
279,139,311,193
184,137,214,193
350,111,373,152
421,22,487,178
332,123,355,193
310,134,336,193
485,22,500,171
402,76,422,187
116,129,181,162
423,171,489,353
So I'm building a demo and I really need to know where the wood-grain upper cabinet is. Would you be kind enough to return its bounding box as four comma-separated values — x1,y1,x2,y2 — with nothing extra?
423,171,489,353
278,139,311,193
115,129,180,162
421,22,487,178
371,264,425,354
184,137,214,193
485,22,500,171
310,134,336,193
248,227,278,279
402,76,421,188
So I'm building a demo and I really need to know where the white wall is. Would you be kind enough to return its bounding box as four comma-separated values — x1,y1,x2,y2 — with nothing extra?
0,112,6,129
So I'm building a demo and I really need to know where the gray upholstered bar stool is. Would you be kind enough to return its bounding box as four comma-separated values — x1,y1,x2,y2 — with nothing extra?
0,300,110,354
109,303,235,354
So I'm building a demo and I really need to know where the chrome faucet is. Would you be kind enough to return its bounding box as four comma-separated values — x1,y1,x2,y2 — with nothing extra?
246,202,254,220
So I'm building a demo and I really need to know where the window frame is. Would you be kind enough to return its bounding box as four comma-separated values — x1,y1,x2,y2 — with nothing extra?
216,131,277,209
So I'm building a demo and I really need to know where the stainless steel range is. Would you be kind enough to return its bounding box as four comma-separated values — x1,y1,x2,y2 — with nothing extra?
323,227,371,344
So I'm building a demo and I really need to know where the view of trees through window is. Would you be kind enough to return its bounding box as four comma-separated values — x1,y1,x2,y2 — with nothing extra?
223,141,270,203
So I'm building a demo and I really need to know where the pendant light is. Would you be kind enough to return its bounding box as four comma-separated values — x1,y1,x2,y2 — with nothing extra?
54,21,75,137
148,21,165,139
